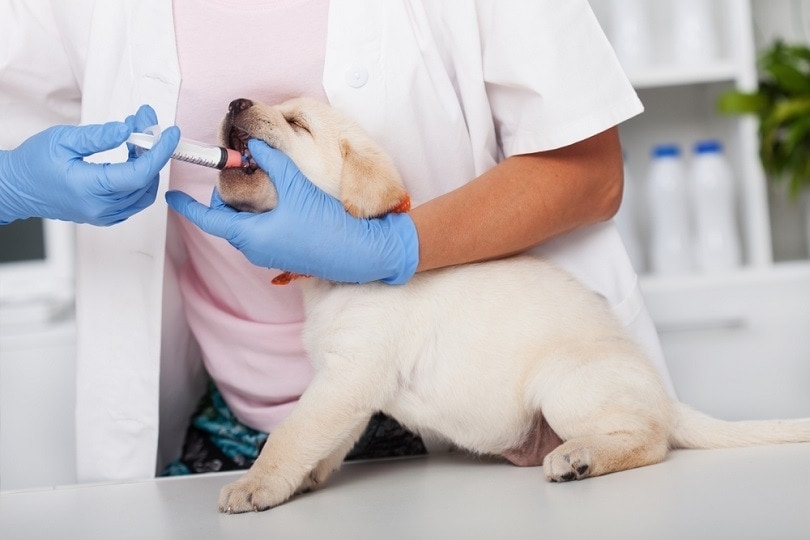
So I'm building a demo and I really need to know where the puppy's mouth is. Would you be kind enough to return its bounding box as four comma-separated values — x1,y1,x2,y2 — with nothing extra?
227,126,260,175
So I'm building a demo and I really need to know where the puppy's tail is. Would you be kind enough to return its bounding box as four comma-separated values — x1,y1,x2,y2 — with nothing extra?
669,402,810,449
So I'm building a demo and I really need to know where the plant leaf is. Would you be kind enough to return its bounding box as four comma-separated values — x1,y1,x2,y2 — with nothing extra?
782,114,810,157
770,97,810,125
716,91,768,115
767,64,810,94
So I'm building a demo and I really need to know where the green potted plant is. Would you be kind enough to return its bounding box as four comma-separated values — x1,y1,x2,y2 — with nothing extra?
718,40,810,256
718,40,810,199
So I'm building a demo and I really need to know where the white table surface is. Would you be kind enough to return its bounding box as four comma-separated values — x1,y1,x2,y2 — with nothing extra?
2,444,809,540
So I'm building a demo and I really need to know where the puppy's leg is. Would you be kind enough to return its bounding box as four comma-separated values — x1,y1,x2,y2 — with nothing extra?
543,430,668,482
218,360,389,513
528,344,673,482
297,421,369,494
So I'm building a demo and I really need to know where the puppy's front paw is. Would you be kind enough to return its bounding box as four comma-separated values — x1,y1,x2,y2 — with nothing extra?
218,473,296,513
543,446,592,482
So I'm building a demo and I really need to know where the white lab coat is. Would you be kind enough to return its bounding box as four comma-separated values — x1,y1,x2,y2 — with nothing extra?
1,0,673,483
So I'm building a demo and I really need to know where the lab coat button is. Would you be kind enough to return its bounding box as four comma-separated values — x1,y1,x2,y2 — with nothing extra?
346,65,369,88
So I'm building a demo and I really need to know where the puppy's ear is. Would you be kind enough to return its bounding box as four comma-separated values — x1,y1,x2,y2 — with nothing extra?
339,137,410,218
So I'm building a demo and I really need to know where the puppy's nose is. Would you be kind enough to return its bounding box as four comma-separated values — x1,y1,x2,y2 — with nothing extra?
229,98,253,114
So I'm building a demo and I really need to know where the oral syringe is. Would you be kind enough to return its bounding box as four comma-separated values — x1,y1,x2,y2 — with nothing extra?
126,126,243,170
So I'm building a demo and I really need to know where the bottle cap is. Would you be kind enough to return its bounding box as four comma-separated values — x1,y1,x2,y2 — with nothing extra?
652,144,681,158
694,139,723,154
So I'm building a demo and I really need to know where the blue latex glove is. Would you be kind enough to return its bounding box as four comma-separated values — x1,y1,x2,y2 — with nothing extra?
165,139,419,285
0,105,180,226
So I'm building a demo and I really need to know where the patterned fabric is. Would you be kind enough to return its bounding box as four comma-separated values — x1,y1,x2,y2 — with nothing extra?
162,381,426,476
345,412,428,462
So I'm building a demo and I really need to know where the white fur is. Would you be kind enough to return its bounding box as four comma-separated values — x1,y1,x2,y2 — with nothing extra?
216,98,810,513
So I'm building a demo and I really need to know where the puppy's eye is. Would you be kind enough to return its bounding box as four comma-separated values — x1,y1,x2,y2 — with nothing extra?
286,115,311,135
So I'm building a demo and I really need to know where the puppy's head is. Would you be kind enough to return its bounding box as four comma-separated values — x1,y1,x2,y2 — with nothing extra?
218,97,410,218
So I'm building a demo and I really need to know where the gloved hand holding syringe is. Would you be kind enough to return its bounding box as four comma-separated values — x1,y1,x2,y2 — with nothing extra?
0,104,213,225
0,104,243,226
127,126,244,170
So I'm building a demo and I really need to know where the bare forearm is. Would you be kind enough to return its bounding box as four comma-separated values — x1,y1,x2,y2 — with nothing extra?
409,126,624,272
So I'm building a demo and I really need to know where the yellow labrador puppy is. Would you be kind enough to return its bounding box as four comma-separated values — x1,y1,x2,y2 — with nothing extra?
215,97,810,513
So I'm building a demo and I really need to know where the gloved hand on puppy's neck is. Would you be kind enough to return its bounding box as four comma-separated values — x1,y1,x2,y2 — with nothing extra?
165,139,419,285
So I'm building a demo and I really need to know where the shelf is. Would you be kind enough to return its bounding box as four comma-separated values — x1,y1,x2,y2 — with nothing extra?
638,260,810,295
628,61,738,89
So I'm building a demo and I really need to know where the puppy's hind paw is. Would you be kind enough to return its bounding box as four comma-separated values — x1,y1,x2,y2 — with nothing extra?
218,474,296,514
543,447,592,483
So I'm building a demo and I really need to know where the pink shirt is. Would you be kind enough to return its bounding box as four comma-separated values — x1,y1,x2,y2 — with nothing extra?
170,0,329,432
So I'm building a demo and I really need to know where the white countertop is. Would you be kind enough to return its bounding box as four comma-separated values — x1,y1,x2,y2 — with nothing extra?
2,444,809,539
